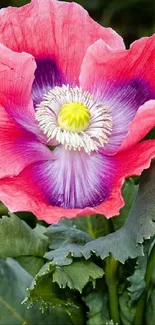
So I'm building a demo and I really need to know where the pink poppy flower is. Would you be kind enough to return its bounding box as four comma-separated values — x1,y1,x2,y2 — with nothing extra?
0,0,155,223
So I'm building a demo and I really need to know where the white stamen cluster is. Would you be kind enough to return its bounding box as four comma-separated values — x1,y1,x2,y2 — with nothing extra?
35,85,113,153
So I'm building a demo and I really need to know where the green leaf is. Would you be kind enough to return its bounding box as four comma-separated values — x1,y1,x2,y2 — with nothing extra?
25,262,73,307
83,291,110,325
105,321,119,325
0,202,8,216
82,163,155,263
112,178,138,230
75,179,137,238
0,258,83,325
45,219,91,265
34,224,47,239
127,254,148,303
25,259,104,309
119,291,136,325
74,214,113,238
45,242,84,265
0,214,48,258
46,219,92,247
16,256,44,276
53,260,104,293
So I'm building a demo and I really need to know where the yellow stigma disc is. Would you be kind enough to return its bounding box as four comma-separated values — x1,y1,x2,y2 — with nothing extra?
58,101,91,132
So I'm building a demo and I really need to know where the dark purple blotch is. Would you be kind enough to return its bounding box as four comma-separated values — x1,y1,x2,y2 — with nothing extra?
105,78,155,110
32,58,66,107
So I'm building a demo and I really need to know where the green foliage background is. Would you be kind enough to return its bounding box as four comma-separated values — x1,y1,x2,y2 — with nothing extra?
0,1,155,324
1,0,155,47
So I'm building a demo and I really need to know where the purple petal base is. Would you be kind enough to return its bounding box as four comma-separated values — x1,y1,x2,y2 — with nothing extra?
30,146,115,209
101,78,155,154
32,58,65,107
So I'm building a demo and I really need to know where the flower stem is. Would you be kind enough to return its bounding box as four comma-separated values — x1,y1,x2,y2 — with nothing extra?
135,242,155,325
87,215,95,238
134,291,146,325
145,242,155,290
105,255,120,324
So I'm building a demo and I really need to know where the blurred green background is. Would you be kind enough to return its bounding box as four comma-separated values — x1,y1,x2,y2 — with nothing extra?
1,0,155,47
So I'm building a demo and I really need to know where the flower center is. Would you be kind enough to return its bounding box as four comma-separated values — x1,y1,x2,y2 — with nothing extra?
58,101,91,132
35,85,113,153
